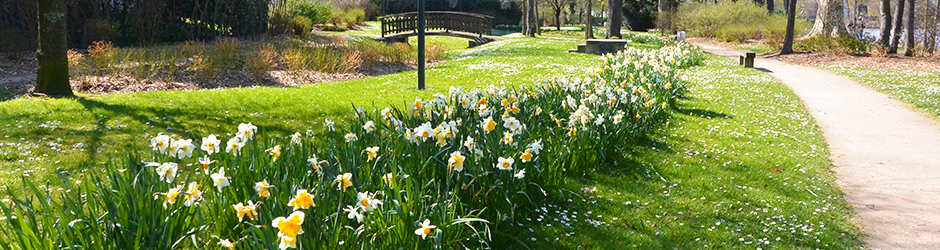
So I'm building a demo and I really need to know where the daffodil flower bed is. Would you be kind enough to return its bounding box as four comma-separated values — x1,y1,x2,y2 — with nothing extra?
0,40,702,249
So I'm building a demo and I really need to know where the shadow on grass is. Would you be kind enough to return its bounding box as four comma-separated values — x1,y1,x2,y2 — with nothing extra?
673,107,732,119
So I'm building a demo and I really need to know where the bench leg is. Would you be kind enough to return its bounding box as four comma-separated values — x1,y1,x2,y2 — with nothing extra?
739,55,745,66
744,57,754,68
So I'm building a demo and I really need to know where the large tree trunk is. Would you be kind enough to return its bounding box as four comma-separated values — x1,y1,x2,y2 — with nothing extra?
890,0,906,53
33,0,73,97
767,0,775,13
527,0,537,37
926,4,935,54
781,0,798,54
805,0,848,37
880,0,892,47
904,0,915,56
585,0,594,39
556,9,563,31
606,0,623,38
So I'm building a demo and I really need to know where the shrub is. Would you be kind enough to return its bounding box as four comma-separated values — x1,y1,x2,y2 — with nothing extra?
426,42,446,61
87,41,118,76
795,34,872,54
351,39,385,69
675,0,809,42
67,49,85,76
207,37,243,70
382,42,414,64
283,46,352,73
291,15,313,38
344,8,366,28
188,54,218,83
270,0,332,35
247,44,279,79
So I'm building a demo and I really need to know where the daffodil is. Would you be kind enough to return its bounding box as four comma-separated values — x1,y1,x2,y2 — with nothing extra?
344,205,364,222
383,172,394,187
266,145,282,162
414,122,434,142
496,157,514,170
255,180,275,198
153,185,182,208
272,211,305,250
290,132,302,145
219,239,235,250
174,139,195,159
201,134,221,155
363,121,376,133
520,149,533,163
514,169,526,179
527,140,542,154
288,189,315,210
481,117,496,133
500,131,514,145
344,133,358,143
232,200,258,222
210,167,230,192
324,118,336,132
503,117,522,132
154,162,178,183
414,219,436,239
307,155,326,173
183,182,202,206
381,107,393,119
357,191,383,212
150,133,171,154
464,136,476,152
197,156,216,175
226,137,245,156
237,122,257,141
612,113,624,124
448,151,466,173
364,146,379,162
535,107,542,115
333,173,353,190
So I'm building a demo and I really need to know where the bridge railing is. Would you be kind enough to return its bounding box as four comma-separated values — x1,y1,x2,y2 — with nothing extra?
378,11,494,37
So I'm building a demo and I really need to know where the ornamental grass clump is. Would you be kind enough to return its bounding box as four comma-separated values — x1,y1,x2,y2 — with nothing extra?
0,41,702,249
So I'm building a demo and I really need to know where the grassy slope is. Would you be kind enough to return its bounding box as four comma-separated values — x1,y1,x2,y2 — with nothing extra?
504,54,862,249
823,66,940,121
0,36,598,185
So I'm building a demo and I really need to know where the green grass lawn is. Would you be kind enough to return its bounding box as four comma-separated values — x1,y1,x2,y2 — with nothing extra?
0,36,598,185
823,66,940,121
501,54,862,249
0,35,861,249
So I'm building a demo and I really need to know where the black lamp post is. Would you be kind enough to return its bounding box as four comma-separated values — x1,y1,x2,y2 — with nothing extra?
417,0,426,90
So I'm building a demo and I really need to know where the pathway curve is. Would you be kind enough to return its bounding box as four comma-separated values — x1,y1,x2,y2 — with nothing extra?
695,43,940,249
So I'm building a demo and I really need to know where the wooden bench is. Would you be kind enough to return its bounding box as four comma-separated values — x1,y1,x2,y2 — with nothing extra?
739,50,755,68
586,39,628,55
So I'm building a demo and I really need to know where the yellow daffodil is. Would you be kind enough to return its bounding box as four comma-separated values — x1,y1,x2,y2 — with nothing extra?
520,149,533,163
232,200,258,222
568,128,577,137
288,189,315,210
364,146,379,162
272,211,305,249
482,117,496,133
153,185,182,208
448,151,466,173
500,131,514,145
414,219,436,239
383,172,395,187
333,173,353,190
255,180,275,198
266,145,282,162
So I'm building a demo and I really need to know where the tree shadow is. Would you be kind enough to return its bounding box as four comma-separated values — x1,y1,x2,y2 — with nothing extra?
672,107,733,119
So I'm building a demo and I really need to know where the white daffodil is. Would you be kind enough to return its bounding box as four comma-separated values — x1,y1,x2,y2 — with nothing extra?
174,139,195,159
344,133,358,143
155,162,178,183
363,121,376,133
201,134,221,155
198,155,216,175
290,132,302,145
344,205,364,222
237,122,257,141
464,136,476,152
210,167,230,192
150,133,171,154
357,191,383,212
414,219,436,239
527,140,543,155
324,119,335,131
503,117,522,132
307,155,326,173
381,107,393,119
226,137,244,156
496,157,514,171
514,169,526,179
183,182,202,206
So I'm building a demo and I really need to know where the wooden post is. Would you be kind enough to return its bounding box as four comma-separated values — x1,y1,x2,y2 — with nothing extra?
417,0,426,90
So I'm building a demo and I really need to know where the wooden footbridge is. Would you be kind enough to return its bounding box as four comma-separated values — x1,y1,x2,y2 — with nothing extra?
376,11,497,48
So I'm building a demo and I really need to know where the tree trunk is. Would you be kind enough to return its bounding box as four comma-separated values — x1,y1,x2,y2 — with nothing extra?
556,8,563,30
33,0,73,97
781,0,798,54
527,0,537,37
606,0,622,38
880,0,892,47
806,0,848,37
890,0,905,53
925,4,935,54
768,0,775,13
904,0,915,56
585,0,594,39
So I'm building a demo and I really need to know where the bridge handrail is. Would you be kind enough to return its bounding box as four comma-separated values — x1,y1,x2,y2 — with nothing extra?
378,11,494,37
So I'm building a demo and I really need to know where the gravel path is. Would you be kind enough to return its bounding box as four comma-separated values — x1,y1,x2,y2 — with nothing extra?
696,43,940,249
